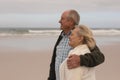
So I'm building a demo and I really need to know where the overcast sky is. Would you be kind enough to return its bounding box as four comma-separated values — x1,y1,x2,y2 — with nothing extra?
0,0,120,28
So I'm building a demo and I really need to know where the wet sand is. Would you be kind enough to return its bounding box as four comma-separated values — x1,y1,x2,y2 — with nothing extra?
0,35,120,80
96,42,120,80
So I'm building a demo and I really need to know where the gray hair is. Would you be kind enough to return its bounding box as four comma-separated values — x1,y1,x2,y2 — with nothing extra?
67,10,80,25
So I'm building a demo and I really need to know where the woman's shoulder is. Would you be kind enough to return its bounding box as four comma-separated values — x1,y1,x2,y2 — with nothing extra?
69,44,90,55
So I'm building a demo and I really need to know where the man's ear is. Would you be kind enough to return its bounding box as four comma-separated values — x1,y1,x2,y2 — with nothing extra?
69,19,74,25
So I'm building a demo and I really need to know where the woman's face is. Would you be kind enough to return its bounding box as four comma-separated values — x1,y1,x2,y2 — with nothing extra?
69,28,83,48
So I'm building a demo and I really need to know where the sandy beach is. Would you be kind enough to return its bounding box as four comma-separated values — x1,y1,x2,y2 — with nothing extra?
0,50,51,80
96,42,120,80
0,35,120,80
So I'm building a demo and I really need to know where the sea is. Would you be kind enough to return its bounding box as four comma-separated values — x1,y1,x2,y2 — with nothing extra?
0,27,120,50
0,27,120,36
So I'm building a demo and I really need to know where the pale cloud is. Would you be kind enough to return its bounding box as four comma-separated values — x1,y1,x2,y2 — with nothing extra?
0,0,119,28
0,0,119,14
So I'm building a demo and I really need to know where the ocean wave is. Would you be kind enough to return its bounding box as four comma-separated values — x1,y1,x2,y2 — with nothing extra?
29,30,61,36
0,29,120,37
29,29,120,36
93,29,120,36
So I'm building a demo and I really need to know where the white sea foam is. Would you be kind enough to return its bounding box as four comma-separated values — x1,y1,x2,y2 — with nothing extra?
93,29,120,36
0,29,120,37
28,30,61,36
29,29,120,36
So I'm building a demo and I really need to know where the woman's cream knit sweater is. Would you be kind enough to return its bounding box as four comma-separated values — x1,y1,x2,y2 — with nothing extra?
59,44,96,80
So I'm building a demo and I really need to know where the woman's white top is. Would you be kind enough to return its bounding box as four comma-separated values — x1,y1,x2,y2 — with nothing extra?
59,44,96,80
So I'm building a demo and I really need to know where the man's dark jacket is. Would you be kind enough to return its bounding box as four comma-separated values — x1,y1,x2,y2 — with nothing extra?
48,32,105,80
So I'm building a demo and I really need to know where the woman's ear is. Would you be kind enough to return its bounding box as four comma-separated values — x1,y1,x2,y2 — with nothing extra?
79,36,84,43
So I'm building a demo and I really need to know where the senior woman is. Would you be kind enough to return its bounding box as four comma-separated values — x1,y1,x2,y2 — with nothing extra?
60,25,96,80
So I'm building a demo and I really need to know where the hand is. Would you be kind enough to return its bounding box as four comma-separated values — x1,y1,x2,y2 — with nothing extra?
67,54,80,69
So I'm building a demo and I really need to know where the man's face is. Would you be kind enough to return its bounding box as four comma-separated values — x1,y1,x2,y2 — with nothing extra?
59,11,72,32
